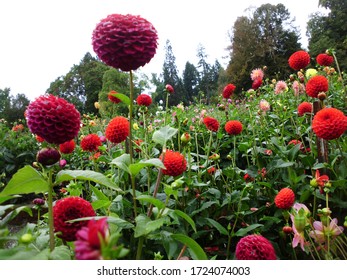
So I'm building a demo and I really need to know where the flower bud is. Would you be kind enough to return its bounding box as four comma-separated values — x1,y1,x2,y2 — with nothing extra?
310,178,318,187
20,233,33,244
209,153,220,160
36,148,61,166
317,92,327,100
282,226,293,234
294,215,306,232
181,132,191,143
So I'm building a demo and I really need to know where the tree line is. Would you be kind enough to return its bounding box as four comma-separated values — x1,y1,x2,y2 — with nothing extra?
0,0,345,125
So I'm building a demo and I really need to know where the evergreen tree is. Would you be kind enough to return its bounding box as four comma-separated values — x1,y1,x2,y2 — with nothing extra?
182,62,200,103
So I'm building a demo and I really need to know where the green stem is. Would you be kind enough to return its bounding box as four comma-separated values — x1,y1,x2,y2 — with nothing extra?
164,90,169,126
47,169,55,252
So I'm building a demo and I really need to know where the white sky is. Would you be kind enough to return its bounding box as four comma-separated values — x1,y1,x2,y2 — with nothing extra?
0,0,328,100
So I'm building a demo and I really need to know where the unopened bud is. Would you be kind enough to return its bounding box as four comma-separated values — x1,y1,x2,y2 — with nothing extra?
317,92,327,100
181,132,191,143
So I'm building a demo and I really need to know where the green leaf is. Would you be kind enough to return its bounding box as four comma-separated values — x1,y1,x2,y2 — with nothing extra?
49,245,72,260
205,218,229,236
0,165,49,197
134,214,168,238
137,195,165,210
129,158,165,176
172,210,197,233
0,206,33,228
107,216,134,230
191,201,217,216
55,170,122,193
171,234,208,260
152,126,178,147
109,92,130,106
110,154,131,175
92,200,111,210
234,223,264,237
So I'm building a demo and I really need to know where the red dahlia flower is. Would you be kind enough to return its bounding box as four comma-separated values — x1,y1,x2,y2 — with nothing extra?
222,84,236,99
288,50,310,70
297,102,312,116
235,234,276,260
274,188,295,209
136,93,152,106
252,78,263,90
225,120,243,135
53,196,96,242
105,116,130,144
26,94,81,145
316,53,334,66
36,148,61,166
108,90,121,104
305,75,329,98
160,150,187,177
312,107,347,140
165,84,174,94
75,218,109,260
59,139,76,154
203,116,220,132
92,14,158,71
81,134,102,152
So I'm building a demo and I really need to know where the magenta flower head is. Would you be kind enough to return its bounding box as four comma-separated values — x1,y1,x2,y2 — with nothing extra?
92,14,158,71
235,234,276,260
165,84,174,94
74,218,109,260
26,94,81,145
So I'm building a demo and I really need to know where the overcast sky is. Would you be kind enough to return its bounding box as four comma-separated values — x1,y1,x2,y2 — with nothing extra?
0,0,328,100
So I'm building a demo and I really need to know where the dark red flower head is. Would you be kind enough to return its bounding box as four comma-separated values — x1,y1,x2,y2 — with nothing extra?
59,139,76,154
160,150,187,177
105,116,130,144
288,50,310,70
108,90,121,104
316,53,334,66
312,107,347,140
165,84,174,94
222,84,236,99
305,75,329,98
136,93,152,106
252,78,263,90
274,188,295,209
92,14,158,71
36,147,61,166
297,102,312,116
225,120,243,135
53,196,96,242
203,116,220,132
81,134,102,152
235,234,277,260
26,94,81,144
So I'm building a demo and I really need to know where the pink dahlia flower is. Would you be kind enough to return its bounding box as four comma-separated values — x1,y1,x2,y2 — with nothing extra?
92,14,158,71
74,218,109,260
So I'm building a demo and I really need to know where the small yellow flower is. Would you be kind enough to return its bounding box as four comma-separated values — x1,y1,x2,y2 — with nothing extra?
305,68,318,79
94,102,100,109
133,123,139,130
89,120,96,126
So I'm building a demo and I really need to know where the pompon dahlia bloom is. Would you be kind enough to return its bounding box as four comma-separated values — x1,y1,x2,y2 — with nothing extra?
160,150,187,177
288,50,310,70
203,116,220,132
136,93,152,106
274,188,295,209
92,14,158,71
81,134,102,152
250,68,264,81
75,218,110,260
297,102,312,116
225,120,243,135
222,83,236,99
316,53,334,66
105,116,130,144
305,75,329,98
59,139,76,154
312,107,347,140
36,148,61,166
235,234,276,260
26,94,81,145
108,90,121,104
53,196,96,242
